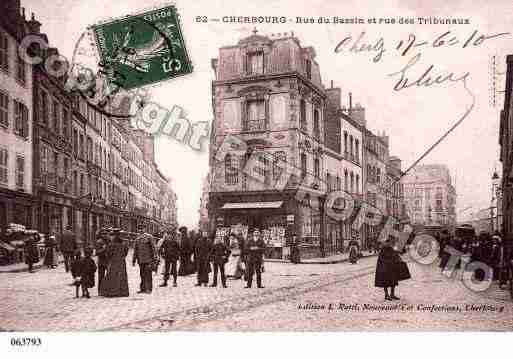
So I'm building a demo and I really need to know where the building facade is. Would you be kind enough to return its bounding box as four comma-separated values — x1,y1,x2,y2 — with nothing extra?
402,164,457,228
499,54,513,247
208,32,366,258
0,2,35,231
0,0,177,242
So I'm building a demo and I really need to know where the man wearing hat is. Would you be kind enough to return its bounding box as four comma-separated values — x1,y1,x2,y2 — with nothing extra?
245,228,266,288
132,225,158,293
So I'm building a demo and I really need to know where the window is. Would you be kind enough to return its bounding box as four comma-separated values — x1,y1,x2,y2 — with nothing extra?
245,99,266,131
376,168,381,184
62,108,69,137
356,174,360,194
73,129,78,155
350,172,354,193
313,109,320,139
343,132,348,154
15,155,24,190
355,139,359,163
349,135,354,160
73,170,78,195
14,101,28,138
301,153,307,179
314,158,320,179
52,100,60,133
336,176,341,191
0,92,8,128
344,170,348,190
79,134,84,159
326,172,331,191
0,148,7,184
40,91,48,126
0,32,8,72
80,173,84,195
247,52,263,75
305,59,312,79
16,53,26,84
40,146,47,173
300,99,307,131
253,152,271,185
87,136,93,161
225,154,238,185
63,157,69,179
273,151,286,181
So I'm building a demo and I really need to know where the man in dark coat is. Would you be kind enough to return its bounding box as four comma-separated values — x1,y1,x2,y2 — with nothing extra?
79,248,97,298
132,227,158,293
60,225,77,273
210,236,231,288
194,232,211,286
95,230,110,292
159,231,181,287
245,229,266,288
178,226,192,275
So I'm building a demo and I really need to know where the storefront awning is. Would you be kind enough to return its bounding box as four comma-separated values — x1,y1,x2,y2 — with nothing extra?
221,201,284,210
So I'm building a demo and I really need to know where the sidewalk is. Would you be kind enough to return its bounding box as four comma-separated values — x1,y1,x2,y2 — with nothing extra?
0,256,64,274
265,250,377,264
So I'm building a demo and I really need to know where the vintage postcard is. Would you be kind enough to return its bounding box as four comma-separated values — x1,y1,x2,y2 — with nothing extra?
1,0,513,346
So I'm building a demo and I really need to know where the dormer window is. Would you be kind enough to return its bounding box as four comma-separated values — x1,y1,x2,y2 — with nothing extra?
247,51,264,75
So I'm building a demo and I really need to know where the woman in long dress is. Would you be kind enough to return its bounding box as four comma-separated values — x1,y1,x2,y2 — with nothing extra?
43,235,58,268
375,239,402,301
99,231,129,297
348,239,359,264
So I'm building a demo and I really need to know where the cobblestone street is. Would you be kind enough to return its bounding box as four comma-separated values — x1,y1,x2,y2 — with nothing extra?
0,255,512,331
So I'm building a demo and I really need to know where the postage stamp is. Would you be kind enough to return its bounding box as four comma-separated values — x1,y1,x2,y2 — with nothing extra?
90,4,193,91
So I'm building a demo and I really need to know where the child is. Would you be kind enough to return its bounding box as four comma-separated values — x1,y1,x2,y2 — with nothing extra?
70,251,82,298
80,248,97,298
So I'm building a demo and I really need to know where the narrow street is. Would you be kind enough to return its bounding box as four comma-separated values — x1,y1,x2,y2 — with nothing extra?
1,255,511,331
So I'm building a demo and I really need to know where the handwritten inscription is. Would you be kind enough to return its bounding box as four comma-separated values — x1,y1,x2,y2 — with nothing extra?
334,29,510,91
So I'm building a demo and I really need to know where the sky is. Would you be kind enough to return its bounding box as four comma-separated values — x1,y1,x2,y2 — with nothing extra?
22,0,513,227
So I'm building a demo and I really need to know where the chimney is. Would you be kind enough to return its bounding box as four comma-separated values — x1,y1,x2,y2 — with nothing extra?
349,92,353,115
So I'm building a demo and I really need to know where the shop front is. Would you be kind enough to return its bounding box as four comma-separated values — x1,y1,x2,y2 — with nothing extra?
209,190,298,260
0,188,37,233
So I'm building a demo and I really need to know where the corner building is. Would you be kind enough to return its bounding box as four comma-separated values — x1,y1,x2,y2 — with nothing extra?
209,32,363,259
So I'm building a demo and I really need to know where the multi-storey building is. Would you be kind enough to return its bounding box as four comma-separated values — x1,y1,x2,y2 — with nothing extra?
0,2,35,231
499,55,512,249
385,156,407,221
0,2,178,241
402,164,457,227
208,32,367,258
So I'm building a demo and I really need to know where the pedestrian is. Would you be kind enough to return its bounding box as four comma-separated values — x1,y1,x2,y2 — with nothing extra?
100,229,129,297
132,226,158,294
60,225,77,273
43,234,58,268
348,239,359,264
71,250,82,298
374,238,410,301
159,231,181,287
290,235,301,264
79,248,97,298
178,226,194,275
194,231,211,286
95,230,110,292
245,229,266,289
210,235,231,288
24,232,40,273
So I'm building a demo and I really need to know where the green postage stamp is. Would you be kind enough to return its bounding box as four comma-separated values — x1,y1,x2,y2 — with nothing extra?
90,5,193,90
